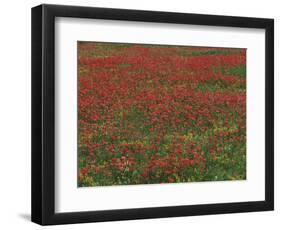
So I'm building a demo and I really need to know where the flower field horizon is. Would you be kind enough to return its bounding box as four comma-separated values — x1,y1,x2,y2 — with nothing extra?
78,41,246,187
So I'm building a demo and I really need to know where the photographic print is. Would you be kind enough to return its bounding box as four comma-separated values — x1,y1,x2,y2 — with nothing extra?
32,5,274,224
77,42,246,187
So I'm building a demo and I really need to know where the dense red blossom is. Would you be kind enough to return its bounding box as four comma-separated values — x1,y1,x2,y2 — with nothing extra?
78,42,246,186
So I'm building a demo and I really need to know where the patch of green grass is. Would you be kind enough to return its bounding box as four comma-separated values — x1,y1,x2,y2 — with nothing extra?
213,65,246,78
177,49,235,57
191,49,232,56
227,65,246,77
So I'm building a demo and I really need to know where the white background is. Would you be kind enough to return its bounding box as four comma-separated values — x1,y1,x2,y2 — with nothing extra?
0,0,279,229
55,18,265,212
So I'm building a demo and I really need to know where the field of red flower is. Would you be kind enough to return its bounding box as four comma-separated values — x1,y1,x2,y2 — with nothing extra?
78,42,246,187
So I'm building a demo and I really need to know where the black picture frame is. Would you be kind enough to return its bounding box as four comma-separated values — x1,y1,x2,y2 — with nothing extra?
31,4,274,225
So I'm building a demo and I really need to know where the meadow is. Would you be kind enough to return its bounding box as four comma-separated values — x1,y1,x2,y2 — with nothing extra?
78,42,246,187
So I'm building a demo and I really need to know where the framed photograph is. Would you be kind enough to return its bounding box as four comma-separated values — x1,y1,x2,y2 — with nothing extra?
31,4,274,225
